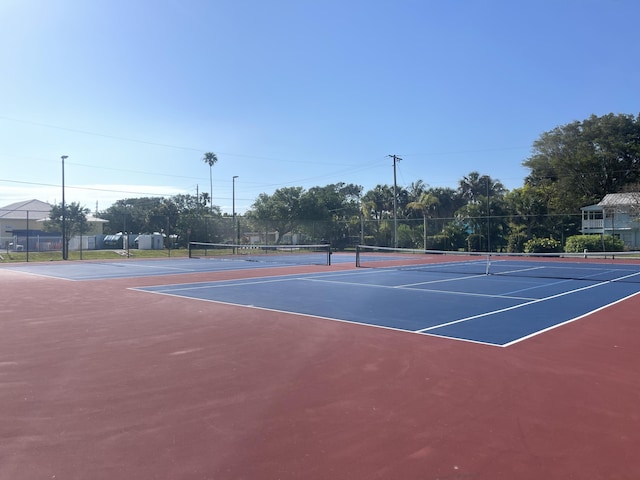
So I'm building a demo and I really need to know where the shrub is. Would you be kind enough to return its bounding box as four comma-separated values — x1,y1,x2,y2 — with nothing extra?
428,234,451,251
467,234,485,252
564,234,624,253
397,224,416,248
507,232,528,253
524,237,562,253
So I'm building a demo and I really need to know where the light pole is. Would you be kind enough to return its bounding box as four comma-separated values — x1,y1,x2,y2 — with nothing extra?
388,154,402,248
123,204,131,258
61,155,68,260
232,175,239,245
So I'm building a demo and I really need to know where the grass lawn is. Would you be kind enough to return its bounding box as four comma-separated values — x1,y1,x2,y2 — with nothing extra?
0,248,189,263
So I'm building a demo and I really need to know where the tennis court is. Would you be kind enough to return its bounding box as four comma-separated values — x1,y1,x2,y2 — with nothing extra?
1,248,639,480
3,243,348,281
134,251,640,347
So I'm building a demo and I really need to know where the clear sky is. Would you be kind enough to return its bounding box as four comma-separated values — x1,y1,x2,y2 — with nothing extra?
1,0,638,214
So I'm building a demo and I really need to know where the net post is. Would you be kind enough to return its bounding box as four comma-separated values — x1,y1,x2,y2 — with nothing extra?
355,245,361,267
188,241,193,258
327,243,332,266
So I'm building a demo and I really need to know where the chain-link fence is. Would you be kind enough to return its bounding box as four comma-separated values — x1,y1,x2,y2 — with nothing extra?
1,211,586,262
216,214,584,252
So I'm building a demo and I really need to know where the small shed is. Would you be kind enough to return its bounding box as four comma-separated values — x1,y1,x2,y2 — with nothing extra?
136,234,164,250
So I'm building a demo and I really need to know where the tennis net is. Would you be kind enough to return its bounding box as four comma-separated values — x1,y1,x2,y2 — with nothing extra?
189,242,332,266
355,245,640,283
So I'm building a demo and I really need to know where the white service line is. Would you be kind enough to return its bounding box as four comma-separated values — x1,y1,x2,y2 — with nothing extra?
299,276,536,301
416,277,621,334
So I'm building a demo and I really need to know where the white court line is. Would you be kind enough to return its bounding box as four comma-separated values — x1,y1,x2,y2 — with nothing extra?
138,272,534,300
395,275,491,288
299,276,536,301
132,275,304,293
130,269,347,290
134,287,503,348
501,289,640,347
416,278,632,334
0,268,78,281
132,267,411,292
130,266,640,348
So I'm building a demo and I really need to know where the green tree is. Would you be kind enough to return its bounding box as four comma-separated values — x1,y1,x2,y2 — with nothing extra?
169,194,212,245
459,171,506,204
523,113,640,213
44,202,90,255
423,187,464,240
362,185,394,221
99,195,220,247
245,183,364,247
428,187,463,219
440,220,468,250
407,192,439,250
455,173,507,251
504,185,550,239
246,187,304,244
362,185,395,245
101,197,166,234
407,180,427,200
299,183,362,247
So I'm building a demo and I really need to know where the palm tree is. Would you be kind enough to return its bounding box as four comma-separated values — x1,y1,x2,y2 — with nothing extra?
202,152,218,213
359,199,376,244
407,192,439,250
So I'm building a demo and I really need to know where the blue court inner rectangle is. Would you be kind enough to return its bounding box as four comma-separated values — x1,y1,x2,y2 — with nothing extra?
134,268,640,347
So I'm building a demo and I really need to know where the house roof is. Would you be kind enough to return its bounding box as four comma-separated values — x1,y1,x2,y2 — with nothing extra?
87,215,108,223
35,214,108,224
0,200,108,224
581,204,601,211
0,199,53,220
597,193,640,207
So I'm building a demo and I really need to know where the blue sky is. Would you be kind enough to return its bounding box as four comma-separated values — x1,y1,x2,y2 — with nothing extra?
1,0,638,214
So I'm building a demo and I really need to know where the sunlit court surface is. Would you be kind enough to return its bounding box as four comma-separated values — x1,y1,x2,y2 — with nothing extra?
1,251,640,480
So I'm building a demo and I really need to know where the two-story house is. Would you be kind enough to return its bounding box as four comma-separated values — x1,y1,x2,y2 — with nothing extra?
581,193,640,249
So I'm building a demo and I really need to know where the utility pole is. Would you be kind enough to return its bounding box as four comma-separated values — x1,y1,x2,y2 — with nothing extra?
61,155,68,260
388,154,402,248
486,177,491,253
232,175,239,247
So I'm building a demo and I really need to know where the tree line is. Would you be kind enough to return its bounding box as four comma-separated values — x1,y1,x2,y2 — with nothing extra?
47,113,640,252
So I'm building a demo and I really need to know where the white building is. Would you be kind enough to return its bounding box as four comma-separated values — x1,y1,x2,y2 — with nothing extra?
0,199,52,234
581,193,640,248
1,199,108,251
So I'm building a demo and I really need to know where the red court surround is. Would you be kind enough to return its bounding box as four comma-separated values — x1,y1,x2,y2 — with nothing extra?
1,264,638,480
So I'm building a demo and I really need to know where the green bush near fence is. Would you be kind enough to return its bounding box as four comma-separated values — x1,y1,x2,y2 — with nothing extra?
524,237,563,253
564,234,624,253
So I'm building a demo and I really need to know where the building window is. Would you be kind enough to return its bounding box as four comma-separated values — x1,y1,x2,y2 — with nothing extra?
584,211,603,220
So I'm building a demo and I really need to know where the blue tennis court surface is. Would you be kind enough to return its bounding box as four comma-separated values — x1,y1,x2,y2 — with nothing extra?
133,266,640,347
2,254,354,281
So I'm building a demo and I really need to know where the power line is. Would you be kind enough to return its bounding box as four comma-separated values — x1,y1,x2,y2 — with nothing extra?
0,115,373,167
